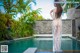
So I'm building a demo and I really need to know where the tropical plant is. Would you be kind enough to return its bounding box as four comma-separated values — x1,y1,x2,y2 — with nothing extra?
14,0,36,14
10,0,43,38
0,0,17,15
0,0,44,40
0,12,13,40
0,12,7,40
64,0,80,12
11,8,42,38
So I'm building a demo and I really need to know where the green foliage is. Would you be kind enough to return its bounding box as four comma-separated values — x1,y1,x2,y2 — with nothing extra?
0,13,7,36
0,12,13,40
11,16,35,38
0,0,36,15
0,0,44,40
0,0,16,15
26,8,44,20
14,0,36,14
9,0,43,38
34,15,44,20
64,0,80,12
11,8,42,38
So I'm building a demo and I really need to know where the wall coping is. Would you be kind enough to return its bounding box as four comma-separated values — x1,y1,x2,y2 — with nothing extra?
35,19,73,21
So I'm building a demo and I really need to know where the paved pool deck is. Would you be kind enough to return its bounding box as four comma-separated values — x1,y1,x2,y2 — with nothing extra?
34,34,80,41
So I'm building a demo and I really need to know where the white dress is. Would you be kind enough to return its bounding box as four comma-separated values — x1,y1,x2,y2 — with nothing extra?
52,11,62,52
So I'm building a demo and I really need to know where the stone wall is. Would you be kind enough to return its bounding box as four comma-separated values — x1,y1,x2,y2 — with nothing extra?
34,20,72,34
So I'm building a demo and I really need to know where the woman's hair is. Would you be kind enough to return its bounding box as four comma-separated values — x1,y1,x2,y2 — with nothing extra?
54,0,63,18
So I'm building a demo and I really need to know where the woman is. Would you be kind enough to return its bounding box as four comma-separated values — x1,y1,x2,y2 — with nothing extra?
50,0,66,52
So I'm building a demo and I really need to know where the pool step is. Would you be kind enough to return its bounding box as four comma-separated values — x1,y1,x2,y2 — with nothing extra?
23,48,37,53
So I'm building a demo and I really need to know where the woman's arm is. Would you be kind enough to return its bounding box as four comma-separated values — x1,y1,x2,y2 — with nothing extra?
50,9,53,18
62,0,67,10
62,2,67,10
50,9,55,20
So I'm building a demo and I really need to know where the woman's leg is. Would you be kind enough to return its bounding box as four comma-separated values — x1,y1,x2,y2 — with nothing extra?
53,26,58,52
56,25,61,51
53,25,62,52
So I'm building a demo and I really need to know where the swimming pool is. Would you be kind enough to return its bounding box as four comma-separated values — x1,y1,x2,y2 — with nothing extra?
0,37,80,53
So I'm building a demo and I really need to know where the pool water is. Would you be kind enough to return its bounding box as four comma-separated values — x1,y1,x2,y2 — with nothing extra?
0,37,80,53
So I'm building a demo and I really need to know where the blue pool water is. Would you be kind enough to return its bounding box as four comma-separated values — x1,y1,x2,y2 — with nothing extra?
0,37,80,53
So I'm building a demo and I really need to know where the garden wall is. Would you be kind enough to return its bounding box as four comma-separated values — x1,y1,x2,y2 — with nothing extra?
34,19,72,34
